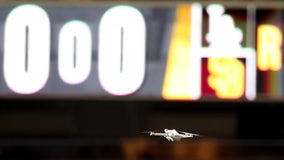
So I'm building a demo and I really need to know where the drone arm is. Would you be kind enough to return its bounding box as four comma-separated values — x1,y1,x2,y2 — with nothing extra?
150,132,167,137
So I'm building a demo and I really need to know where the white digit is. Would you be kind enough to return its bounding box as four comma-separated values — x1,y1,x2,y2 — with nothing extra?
58,20,92,85
4,4,50,94
98,5,146,96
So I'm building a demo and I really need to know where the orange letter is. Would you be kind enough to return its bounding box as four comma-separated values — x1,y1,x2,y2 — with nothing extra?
257,25,282,71
207,58,245,99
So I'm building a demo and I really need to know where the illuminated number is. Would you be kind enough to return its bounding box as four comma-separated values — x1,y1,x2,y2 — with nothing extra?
58,20,92,84
257,25,282,71
98,5,146,96
4,4,50,94
207,58,245,99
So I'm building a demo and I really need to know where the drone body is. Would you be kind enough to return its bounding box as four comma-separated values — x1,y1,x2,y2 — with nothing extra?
146,129,200,141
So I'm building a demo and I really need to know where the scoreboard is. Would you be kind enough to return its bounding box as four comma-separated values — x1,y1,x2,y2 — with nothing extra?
0,1,283,101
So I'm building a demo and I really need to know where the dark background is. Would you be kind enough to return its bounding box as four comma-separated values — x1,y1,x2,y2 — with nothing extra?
0,99,282,159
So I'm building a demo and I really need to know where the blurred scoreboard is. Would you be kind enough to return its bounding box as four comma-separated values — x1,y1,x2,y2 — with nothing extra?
0,1,282,101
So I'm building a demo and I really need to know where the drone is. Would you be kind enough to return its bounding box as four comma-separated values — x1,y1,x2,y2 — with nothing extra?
144,129,201,142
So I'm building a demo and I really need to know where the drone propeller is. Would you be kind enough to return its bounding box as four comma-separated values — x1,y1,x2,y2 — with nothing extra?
142,129,163,133
142,131,152,134
142,131,158,136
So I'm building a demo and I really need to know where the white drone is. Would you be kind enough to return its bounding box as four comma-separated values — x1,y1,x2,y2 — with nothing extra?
144,129,200,141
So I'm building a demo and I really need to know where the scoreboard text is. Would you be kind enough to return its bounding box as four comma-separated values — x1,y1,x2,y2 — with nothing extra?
0,2,282,101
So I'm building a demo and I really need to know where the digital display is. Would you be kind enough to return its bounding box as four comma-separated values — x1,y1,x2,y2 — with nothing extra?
0,2,282,101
